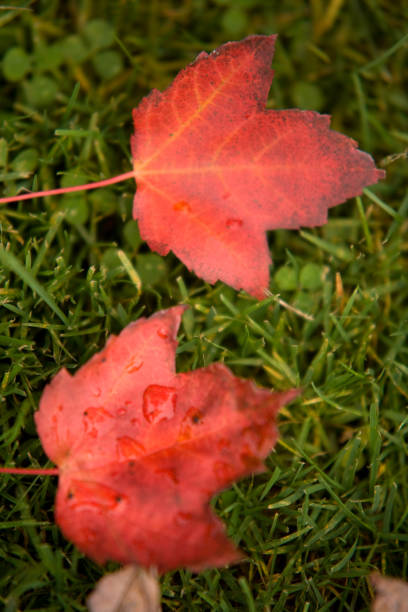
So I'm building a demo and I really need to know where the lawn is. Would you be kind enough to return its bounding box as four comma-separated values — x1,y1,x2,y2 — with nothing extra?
0,1,407,610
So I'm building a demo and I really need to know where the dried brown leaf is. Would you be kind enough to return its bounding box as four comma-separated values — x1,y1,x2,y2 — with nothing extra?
87,565,161,612
371,572,408,612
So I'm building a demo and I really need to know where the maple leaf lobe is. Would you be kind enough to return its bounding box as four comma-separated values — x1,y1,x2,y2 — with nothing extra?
130,35,384,298
35,306,299,572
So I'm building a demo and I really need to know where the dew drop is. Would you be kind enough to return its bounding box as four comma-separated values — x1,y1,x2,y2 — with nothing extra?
82,406,113,422
116,407,127,416
173,200,191,212
126,358,143,373
70,480,123,510
175,511,193,526
117,436,145,459
156,328,168,339
226,218,243,229
142,384,177,424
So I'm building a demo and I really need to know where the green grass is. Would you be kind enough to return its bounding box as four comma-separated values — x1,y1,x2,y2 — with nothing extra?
0,1,407,610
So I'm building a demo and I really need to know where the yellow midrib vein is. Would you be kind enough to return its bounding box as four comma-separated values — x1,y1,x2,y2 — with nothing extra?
135,55,253,173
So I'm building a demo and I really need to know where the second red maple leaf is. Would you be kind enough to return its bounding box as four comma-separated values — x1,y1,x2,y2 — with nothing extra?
34,306,299,572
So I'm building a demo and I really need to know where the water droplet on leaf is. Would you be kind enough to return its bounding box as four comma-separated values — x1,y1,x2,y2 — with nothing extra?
173,200,191,212
157,329,168,339
117,436,145,459
226,218,243,229
142,385,177,424
175,511,193,526
69,480,123,510
126,359,143,373
82,406,113,422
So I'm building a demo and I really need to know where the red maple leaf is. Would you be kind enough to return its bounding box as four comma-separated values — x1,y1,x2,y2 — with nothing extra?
0,36,384,298
130,35,384,297
27,306,298,572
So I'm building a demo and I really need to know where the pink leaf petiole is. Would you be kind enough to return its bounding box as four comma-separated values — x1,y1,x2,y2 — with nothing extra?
0,467,59,475
0,171,135,204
